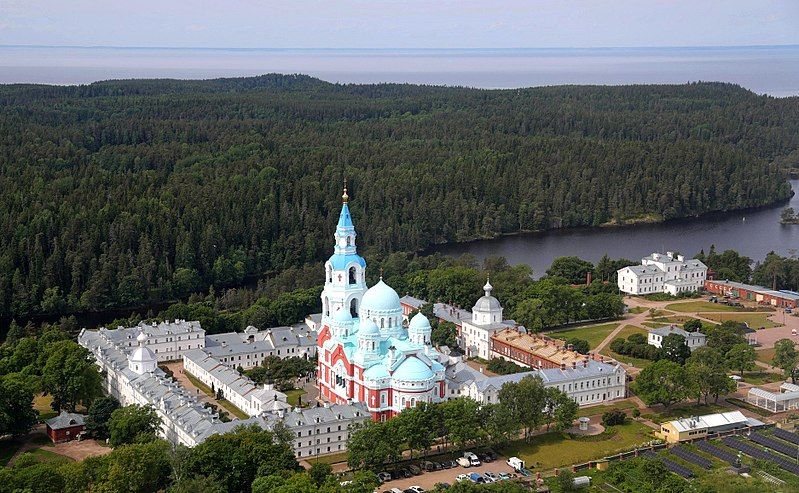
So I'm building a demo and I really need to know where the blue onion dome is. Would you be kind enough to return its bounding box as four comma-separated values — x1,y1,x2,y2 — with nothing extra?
361,279,401,313
333,309,353,323
358,317,381,338
409,312,431,331
393,357,434,381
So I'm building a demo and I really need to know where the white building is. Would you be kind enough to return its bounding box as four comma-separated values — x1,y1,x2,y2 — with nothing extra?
617,252,707,296
459,280,518,359
445,358,626,407
79,326,370,456
182,350,292,417
203,325,317,370
647,326,707,351
97,320,205,362
274,404,371,458
747,382,799,413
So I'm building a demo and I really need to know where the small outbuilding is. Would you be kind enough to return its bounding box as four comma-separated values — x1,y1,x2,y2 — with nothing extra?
45,410,86,443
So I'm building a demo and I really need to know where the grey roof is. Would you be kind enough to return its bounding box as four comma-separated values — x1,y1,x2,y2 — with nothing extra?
708,280,799,302
203,325,316,358
445,361,537,391
279,403,370,428
649,326,705,339
99,319,203,344
400,295,425,308
46,411,85,430
400,296,472,326
473,295,501,313
538,360,623,385
78,328,228,442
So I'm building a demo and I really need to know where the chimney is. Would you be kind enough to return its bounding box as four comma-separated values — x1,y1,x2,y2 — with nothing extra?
560,363,566,370
599,355,605,363
571,361,576,369
567,344,574,352
583,359,588,368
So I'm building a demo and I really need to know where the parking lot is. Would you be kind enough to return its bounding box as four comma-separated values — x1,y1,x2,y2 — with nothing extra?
376,457,521,491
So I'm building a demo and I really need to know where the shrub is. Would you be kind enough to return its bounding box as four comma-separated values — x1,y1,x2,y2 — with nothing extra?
601,409,628,427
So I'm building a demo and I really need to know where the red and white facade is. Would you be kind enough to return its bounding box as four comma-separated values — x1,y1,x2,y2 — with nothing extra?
317,190,446,421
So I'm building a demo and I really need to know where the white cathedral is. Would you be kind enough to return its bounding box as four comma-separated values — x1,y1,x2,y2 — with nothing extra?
316,186,448,421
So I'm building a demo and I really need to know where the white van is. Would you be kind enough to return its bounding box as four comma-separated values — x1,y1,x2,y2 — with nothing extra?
464,452,481,467
507,456,525,471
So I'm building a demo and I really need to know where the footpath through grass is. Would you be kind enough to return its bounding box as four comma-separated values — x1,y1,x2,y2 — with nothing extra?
547,323,619,350
665,301,747,313
703,311,780,328
498,421,653,470
184,371,249,419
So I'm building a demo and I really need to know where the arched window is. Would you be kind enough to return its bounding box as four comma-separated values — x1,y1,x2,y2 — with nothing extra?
346,236,351,246
348,267,357,285
323,297,330,317
380,318,385,328
388,318,392,328
350,298,358,317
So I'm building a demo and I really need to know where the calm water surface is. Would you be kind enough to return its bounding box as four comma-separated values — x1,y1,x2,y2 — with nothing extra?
1,45,798,96
435,180,799,276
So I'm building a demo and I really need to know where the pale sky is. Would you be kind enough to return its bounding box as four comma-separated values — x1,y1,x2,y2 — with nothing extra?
0,0,797,49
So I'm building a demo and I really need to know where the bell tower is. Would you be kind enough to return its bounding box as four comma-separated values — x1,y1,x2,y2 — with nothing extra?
321,181,368,322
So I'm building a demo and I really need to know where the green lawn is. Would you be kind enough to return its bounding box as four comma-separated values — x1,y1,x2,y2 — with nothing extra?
184,371,214,396
33,394,57,421
498,421,653,470
547,323,619,349
665,301,746,313
614,325,648,340
307,450,349,465
23,448,74,465
626,306,648,314
703,312,780,328
756,347,777,364
576,400,637,418
648,314,700,325
218,398,249,420
739,370,783,385
284,389,307,407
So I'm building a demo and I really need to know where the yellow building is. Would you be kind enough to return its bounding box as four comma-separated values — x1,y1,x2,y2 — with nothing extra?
657,411,756,443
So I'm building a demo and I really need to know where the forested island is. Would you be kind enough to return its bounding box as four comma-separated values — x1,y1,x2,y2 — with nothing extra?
1,75,798,322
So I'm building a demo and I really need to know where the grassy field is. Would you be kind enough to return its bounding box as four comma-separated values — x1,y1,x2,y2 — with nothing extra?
33,394,57,420
284,389,307,407
184,371,214,396
498,421,653,470
613,325,648,340
307,450,349,465
23,448,74,465
626,306,648,314
703,312,780,328
548,323,619,349
739,370,783,385
576,400,637,418
665,301,747,313
648,314,700,325
756,347,777,365
218,398,249,420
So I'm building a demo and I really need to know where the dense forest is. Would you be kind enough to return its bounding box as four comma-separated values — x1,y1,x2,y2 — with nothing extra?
1,75,797,320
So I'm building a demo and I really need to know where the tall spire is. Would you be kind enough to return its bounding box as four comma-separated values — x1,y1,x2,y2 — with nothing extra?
342,178,349,203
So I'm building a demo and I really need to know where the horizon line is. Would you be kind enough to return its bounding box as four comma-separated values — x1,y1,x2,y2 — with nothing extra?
1,43,798,51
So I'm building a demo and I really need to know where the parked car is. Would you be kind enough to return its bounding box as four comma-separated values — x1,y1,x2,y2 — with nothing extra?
456,457,471,468
479,452,493,463
400,469,412,478
464,452,481,467
407,487,425,493
422,461,436,472
456,474,470,482
448,460,459,468
483,472,498,482
408,465,422,475
441,460,452,469
498,472,512,481
378,472,392,483
468,472,485,483
390,489,404,493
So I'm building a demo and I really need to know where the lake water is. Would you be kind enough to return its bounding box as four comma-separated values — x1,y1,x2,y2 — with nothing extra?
1,45,798,96
434,180,799,277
